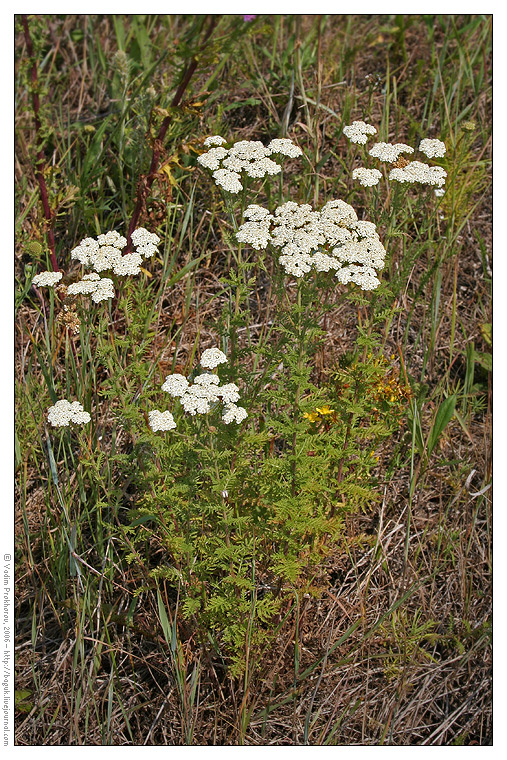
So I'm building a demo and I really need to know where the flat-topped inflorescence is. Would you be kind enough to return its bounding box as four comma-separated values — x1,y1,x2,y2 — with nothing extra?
32,271,63,287
236,199,387,290
368,142,414,163
342,121,377,144
419,138,446,158
67,273,115,303
47,399,91,427
352,168,382,186
63,227,161,303
149,348,247,429
197,136,303,193
389,161,447,188
148,409,177,431
200,347,228,369
70,227,160,271
344,122,448,192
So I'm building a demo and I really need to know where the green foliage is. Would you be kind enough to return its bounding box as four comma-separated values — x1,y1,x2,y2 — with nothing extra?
123,232,411,675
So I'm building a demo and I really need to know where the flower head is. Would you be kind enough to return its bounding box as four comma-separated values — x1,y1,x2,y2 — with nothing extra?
70,227,160,275
222,404,248,424
368,142,414,163
161,373,190,397
148,409,177,431
419,138,446,158
47,399,91,427
267,138,303,158
32,271,63,287
200,348,228,369
198,137,303,192
343,121,377,144
130,227,161,258
152,350,246,427
203,135,227,147
212,168,243,193
316,406,334,415
112,252,143,276
218,382,241,404
389,160,447,188
352,167,382,186
236,199,386,290
67,273,115,302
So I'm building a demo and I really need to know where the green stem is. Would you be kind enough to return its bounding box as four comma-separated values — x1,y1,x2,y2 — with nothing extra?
291,282,305,497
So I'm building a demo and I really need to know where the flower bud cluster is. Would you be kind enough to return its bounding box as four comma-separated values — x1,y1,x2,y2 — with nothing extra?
197,136,303,193
236,200,386,290
47,399,91,427
149,349,247,430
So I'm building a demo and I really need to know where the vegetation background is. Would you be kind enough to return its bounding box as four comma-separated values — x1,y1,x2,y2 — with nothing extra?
15,14,491,745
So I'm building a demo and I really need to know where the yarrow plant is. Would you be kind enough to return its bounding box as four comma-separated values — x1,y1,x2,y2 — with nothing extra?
34,126,411,677
197,136,303,193
343,121,448,193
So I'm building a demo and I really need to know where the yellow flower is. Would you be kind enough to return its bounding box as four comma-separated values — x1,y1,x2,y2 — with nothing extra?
316,406,334,415
303,411,320,423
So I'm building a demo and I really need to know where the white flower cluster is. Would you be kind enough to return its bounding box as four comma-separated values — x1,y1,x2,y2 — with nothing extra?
130,227,161,258
236,200,386,290
368,142,414,163
64,227,160,303
32,271,63,287
67,273,115,303
352,168,382,186
343,121,377,145
150,349,247,429
197,136,303,193
389,161,447,188
346,127,447,192
203,135,227,147
419,138,446,158
148,409,177,431
200,347,228,369
47,399,91,427
71,227,159,273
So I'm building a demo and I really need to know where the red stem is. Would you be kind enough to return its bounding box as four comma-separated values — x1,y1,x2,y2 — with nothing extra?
124,15,218,251
21,15,58,272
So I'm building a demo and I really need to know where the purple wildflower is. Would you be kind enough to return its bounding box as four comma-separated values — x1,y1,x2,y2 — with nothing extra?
243,15,257,22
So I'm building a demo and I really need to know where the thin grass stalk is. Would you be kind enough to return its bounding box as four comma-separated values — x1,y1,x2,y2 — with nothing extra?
125,15,218,250
21,15,58,271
